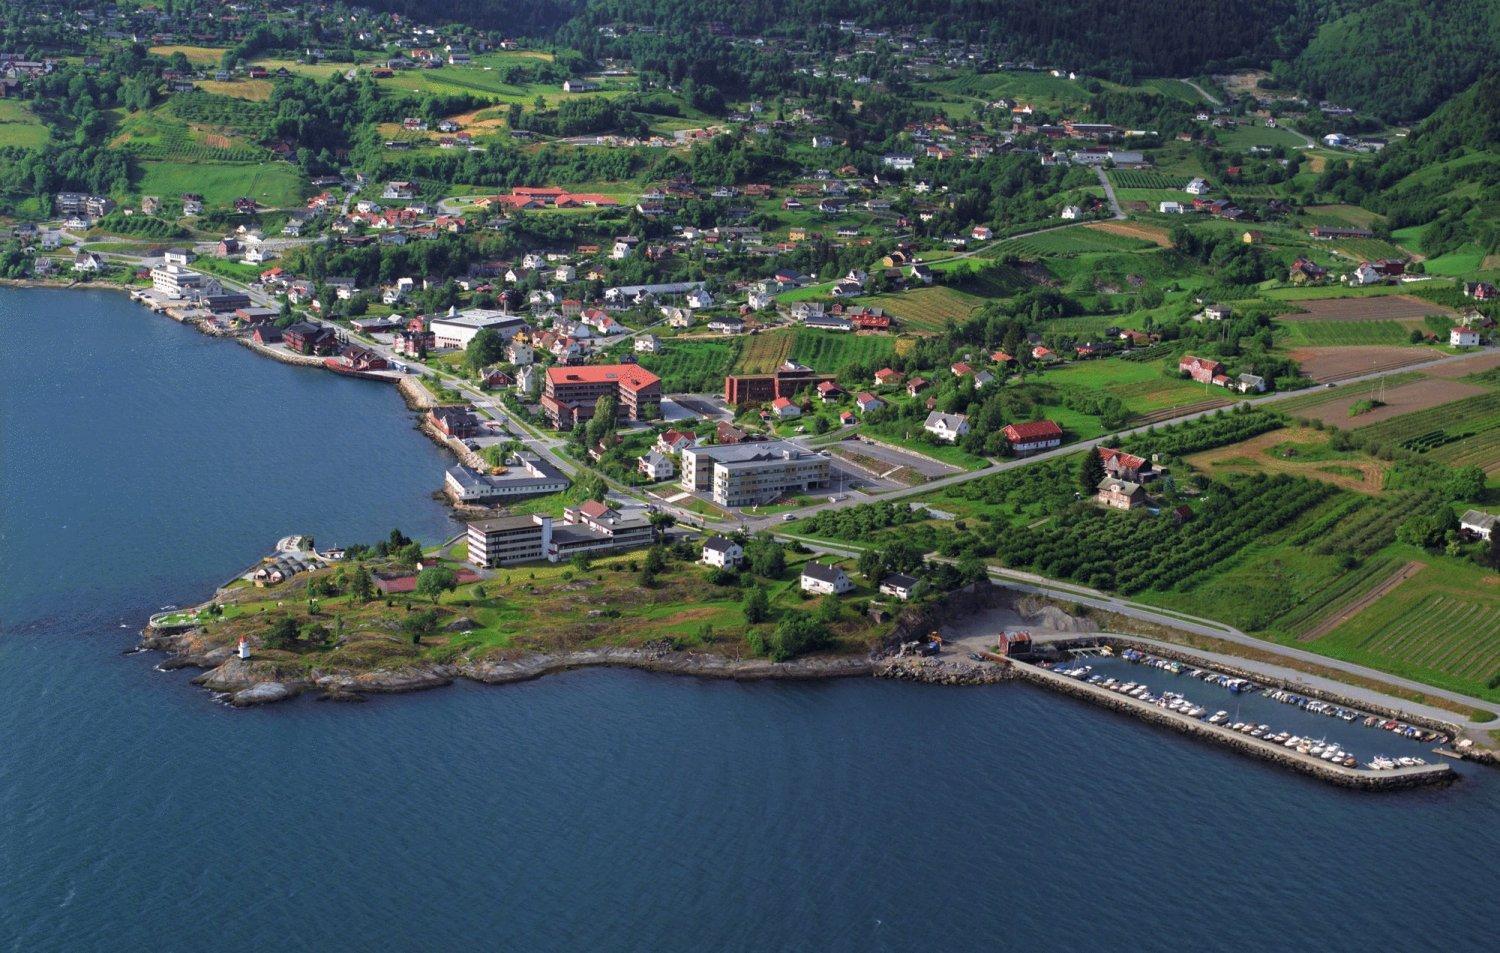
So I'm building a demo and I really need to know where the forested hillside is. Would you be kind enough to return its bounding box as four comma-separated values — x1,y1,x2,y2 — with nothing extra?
1281,0,1500,122
1317,73,1500,256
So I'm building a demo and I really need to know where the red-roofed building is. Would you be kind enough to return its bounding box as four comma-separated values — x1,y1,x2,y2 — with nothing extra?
542,364,662,428
1178,355,1224,384
991,350,1014,364
1002,420,1064,456
874,367,902,386
951,361,974,377
1098,447,1150,481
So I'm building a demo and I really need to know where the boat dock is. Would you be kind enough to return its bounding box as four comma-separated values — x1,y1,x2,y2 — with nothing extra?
1012,658,1454,790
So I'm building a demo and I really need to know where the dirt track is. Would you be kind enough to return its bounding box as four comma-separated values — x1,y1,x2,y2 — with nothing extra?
1299,562,1425,642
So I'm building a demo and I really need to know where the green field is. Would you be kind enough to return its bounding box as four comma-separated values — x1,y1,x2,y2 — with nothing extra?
0,100,49,149
985,227,1155,258
788,328,896,371
1306,556,1500,701
1279,320,1415,346
133,159,305,208
1039,358,1218,414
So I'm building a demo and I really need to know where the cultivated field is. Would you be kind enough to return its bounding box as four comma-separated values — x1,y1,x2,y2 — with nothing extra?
1108,170,1189,190
1293,377,1489,428
1280,320,1414,346
1279,294,1454,322
1310,560,1500,700
733,330,794,374
860,285,985,332
986,227,1155,258
1184,427,1390,494
1084,219,1172,247
1431,351,1500,379
134,159,306,208
1289,346,1438,382
1356,389,1500,470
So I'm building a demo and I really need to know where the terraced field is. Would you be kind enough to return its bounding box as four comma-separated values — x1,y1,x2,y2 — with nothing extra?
788,329,896,371
859,285,985,332
733,330,794,374
637,338,742,392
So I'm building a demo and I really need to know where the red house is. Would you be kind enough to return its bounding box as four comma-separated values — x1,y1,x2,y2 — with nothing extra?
283,322,337,355
1178,355,1225,384
429,405,481,439
1002,420,1064,456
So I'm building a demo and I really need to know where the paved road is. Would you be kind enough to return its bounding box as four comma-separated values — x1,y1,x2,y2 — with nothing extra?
1095,167,1124,219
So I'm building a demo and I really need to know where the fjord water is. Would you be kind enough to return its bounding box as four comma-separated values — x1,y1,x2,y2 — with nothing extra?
2,288,1496,952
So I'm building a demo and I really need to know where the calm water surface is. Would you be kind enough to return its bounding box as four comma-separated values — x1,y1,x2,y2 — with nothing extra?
1,288,1496,952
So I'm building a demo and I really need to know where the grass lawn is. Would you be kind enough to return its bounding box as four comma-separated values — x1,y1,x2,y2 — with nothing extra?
0,100,49,149
133,159,306,209
1279,320,1416,347
148,45,228,66
788,329,898,371
1037,359,1219,415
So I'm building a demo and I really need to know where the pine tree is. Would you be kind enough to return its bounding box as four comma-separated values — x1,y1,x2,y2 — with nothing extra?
1079,447,1107,494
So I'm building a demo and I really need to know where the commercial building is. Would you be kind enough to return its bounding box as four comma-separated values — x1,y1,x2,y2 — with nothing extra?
467,514,551,567
542,364,662,428
679,440,831,507
466,500,653,568
428,308,528,350
444,456,569,503
723,360,834,406
150,264,205,300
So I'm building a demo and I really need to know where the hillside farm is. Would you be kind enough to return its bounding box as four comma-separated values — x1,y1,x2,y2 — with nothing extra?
732,330,795,374
1355,389,1500,469
1289,346,1438,382
637,338,742,392
984,227,1156,258
787,329,897,371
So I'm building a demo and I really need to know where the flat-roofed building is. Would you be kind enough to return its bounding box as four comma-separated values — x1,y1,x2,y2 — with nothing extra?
150,264,204,299
679,440,830,507
444,456,569,503
467,514,551,567
542,364,662,428
428,308,528,350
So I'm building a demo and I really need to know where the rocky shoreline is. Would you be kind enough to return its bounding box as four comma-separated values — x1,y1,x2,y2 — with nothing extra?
140,625,901,707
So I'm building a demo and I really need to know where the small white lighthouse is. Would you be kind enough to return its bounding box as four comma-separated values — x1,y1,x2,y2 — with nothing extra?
238,637,251,660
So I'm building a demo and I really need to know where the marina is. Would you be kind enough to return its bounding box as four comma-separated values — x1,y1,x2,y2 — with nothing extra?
1014,642,1457,789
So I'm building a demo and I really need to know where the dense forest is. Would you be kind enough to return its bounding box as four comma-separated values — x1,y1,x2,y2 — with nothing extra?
1278,0,1500,122
349,0,1496,123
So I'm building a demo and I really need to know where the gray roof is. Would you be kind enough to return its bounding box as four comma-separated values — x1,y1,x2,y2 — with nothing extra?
702,536,738,553
468,514,542,533
1461,510,1497,529
801,562,848,584
881,573,920,590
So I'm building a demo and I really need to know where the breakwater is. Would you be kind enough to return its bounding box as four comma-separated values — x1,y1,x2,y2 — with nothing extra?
1013,659,1454,790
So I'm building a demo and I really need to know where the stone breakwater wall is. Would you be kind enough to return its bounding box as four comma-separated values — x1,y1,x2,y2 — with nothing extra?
236,337,326,367
1013,660,1454,790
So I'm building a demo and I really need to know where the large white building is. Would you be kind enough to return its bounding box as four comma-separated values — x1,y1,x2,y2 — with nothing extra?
150,264,204,299
428,308,528,350
444,456,569,503
678,441,831,508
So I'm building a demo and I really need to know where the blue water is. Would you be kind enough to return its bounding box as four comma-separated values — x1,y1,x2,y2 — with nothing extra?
2,288,1497,952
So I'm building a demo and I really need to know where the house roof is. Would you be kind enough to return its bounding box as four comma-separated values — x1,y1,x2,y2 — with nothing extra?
881,573,920,590
1003,420,1063,442
702,536,738,553
801,562,847,584
1099,447,1147,471
1462,510,1498,530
